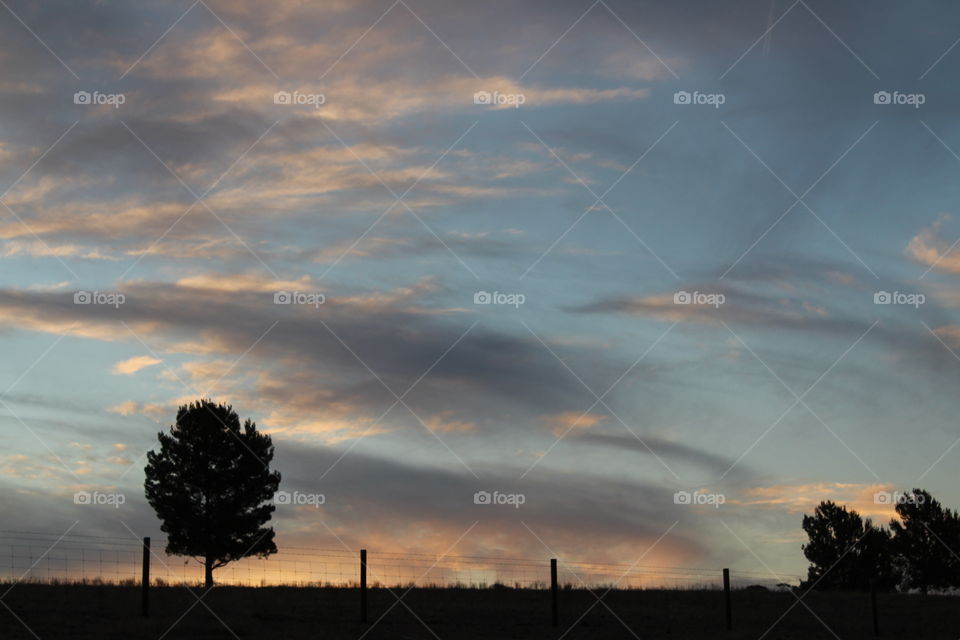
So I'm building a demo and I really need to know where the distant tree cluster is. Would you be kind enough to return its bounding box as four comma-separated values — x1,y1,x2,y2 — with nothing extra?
802,489,960,593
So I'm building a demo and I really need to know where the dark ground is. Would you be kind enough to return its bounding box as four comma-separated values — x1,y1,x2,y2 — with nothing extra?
1,584,957,639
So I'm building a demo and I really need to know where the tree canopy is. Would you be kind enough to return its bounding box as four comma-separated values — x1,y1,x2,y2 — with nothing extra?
801,501,895,591
802,490,960,593
144,399,281,587
888,489,959,594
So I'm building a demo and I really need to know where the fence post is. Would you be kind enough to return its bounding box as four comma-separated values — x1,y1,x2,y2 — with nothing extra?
551,558,558,627
723,568,731,631
141,537,150,618
871,581,879,636
360,549,368,623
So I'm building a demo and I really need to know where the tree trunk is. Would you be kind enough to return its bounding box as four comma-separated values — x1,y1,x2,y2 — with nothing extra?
204,557,214,588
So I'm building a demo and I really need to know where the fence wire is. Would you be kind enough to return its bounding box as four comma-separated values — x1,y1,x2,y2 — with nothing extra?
0,531,801,589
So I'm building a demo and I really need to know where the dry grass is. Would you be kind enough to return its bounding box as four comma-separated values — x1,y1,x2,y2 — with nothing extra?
1,583,958,639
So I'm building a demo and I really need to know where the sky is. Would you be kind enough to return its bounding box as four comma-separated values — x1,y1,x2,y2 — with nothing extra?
2,0,960,585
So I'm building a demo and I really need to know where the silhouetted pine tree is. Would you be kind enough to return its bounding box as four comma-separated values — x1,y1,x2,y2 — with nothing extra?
801,501,896,591
144,399,281,587
889,489,960,593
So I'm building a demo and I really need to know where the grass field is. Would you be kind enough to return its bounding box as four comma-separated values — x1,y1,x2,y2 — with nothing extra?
1,584,958,639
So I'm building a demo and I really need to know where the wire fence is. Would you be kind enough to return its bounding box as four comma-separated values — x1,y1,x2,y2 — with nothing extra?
0,530,801,589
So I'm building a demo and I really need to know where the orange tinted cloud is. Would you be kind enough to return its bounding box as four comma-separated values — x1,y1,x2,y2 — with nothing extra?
540,411,606,436
111,355,162,375
742,482,899,521
906,217,960,274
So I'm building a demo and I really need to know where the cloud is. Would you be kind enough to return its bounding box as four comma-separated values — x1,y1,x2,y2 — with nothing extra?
932,324,960,348
825,271,861,288
0,277,639,446
742,482,899,522
0,240,118,260
175,273,316,293
423,410,475,433
906,217,960,274
0,454,57,480
574,432,742,482
270,440,711,566
540,411,606,436
111,355,162,375
107,400,168,419
567,285,827,328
